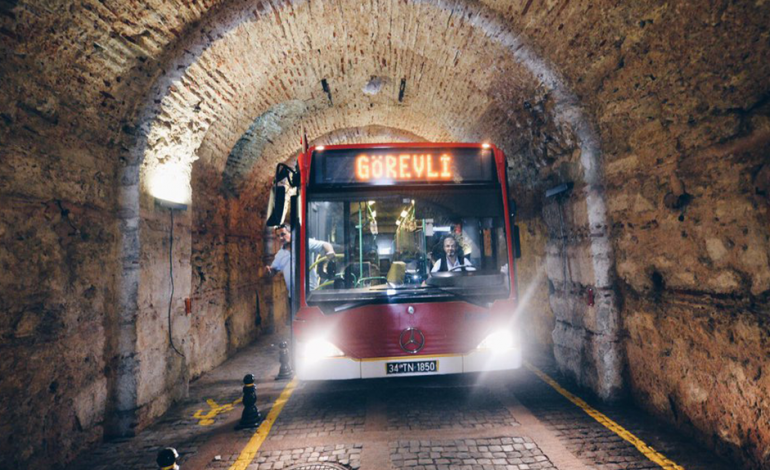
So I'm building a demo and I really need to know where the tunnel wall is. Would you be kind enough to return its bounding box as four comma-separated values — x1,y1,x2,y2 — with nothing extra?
498,3,770,466
127,162,282,430
612,127,770,466
526,100,769,468
0,80,119,466
0,88,282,470
514,217,553,348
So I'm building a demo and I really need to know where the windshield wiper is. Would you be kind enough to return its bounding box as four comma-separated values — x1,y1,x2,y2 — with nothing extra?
332,291,414,312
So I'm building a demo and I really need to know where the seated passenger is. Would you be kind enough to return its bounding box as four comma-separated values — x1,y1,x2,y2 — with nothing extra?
430,235,473,273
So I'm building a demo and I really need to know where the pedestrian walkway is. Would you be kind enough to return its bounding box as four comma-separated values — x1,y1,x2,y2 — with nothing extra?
67,336,289,470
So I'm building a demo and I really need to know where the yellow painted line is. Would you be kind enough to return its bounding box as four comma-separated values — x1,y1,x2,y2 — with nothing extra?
524,362,684,470
228,379,298,470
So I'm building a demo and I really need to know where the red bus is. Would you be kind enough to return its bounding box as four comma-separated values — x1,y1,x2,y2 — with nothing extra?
267,142,522,380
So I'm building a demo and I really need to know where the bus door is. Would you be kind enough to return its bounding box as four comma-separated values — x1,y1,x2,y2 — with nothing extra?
266,163,300,318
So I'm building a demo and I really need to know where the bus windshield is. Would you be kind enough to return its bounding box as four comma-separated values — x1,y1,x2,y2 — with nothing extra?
306,187,510,304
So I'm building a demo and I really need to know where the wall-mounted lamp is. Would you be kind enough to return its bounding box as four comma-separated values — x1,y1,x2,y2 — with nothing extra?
155,198,188,211
149,162,191,210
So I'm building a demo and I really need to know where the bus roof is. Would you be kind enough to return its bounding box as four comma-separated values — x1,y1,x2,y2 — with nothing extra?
307,142,499,153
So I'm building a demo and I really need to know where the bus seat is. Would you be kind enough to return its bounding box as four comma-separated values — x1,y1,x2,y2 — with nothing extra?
387,261,406,285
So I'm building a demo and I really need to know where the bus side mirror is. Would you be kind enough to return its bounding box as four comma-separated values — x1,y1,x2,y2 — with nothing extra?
512,224,522,259
266,163,298,228
266,184,287,227
274,164,297,186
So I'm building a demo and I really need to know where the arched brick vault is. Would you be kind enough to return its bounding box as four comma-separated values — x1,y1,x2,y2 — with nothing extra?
225,120,429,197
2,0,770,468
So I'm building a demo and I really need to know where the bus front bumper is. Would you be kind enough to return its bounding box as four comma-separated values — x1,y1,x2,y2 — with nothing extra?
295,348,522,380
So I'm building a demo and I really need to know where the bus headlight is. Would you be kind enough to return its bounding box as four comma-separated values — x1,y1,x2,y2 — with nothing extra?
303,339,345,358
477,331,515,351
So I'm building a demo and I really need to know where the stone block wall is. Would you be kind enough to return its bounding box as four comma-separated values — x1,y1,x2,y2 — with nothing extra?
610,130,770,466
135,205,192,426
0,96,281,470
513,218,553,348
123,162,280,432
0,91,119,466
538,182,623,400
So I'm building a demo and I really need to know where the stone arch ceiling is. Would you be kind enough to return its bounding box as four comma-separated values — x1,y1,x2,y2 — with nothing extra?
309,125,429,147
138,0,556,204
220,96,432,197
228,124,429,201
2,1,768,179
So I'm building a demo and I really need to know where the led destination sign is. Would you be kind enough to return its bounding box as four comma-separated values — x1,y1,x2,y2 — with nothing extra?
356,153,452,181
311,147,495,186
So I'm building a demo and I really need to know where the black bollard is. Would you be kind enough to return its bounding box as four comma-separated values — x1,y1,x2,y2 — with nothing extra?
157,447,179,470
235,373,262,429
275,341,294,380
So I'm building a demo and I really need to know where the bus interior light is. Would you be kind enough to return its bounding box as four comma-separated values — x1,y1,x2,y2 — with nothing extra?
477,331,515,351
316,146,325,151
303,339,344,358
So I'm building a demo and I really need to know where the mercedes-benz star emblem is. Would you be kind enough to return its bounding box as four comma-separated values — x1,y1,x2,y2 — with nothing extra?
399,327,425,354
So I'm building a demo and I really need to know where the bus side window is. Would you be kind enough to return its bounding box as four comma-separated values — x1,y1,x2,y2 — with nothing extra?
513,225,522,259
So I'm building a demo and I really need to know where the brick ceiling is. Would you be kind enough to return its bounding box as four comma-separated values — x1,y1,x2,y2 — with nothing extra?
2,0,768,196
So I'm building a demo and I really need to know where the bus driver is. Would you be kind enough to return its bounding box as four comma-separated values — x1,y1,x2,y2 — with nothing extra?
430,235,473,273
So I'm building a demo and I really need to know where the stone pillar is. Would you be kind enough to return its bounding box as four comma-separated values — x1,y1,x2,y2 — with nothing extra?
545,187,623,401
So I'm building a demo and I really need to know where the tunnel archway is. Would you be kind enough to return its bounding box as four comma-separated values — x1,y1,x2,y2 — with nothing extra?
113,0,618,440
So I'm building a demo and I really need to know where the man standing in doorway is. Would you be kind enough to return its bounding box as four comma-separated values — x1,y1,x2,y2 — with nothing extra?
266,225,335,319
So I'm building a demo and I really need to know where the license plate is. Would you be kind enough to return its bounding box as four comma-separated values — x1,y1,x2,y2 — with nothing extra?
386,360,438,375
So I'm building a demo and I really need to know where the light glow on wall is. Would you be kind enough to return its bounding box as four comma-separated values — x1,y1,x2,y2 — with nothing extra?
149,162,192,205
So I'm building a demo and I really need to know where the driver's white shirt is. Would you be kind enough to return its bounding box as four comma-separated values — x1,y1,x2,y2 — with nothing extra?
431,256,473,272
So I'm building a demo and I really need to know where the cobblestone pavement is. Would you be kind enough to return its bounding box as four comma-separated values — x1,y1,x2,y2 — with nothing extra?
515,355,733,470
389,437,555,469
384,387,517,431
210,444,364,469
66,338,735,470
268,391,367,440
